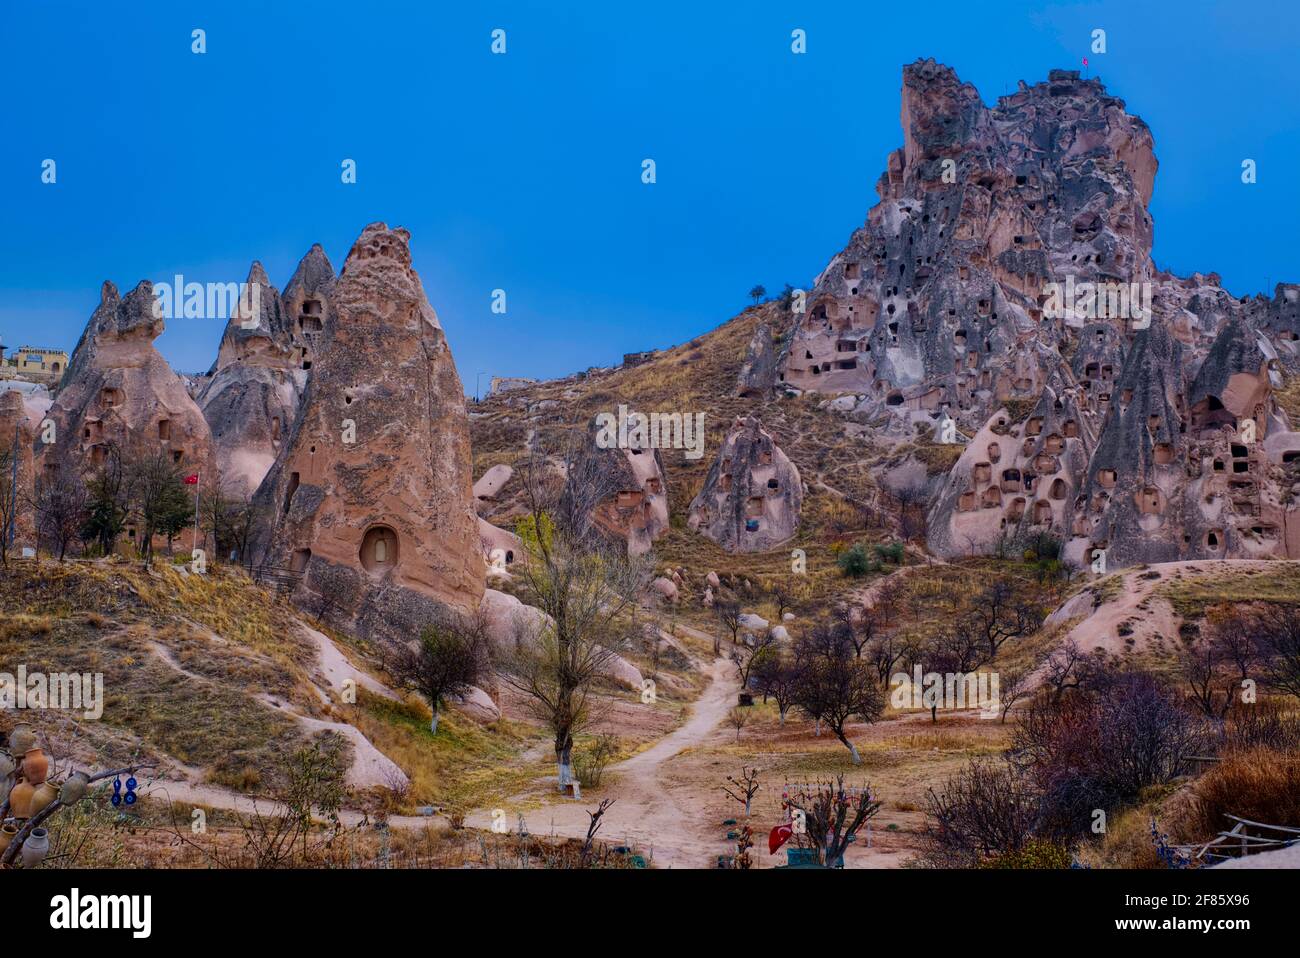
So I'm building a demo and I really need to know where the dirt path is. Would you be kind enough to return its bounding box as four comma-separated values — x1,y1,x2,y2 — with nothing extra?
465,655,740,868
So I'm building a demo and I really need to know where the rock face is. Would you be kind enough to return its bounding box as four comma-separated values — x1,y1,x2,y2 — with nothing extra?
736,315,779,397
0,390,45,550
197,248,336,496
254,223,484,641
587,445,670,556
43,280,213,481
772,59,1299,567
689,417,802,552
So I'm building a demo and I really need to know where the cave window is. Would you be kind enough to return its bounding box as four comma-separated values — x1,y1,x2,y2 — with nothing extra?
290,548,311,573
360,526,400,576
1098,469,1117,488
172,450,182,464
272,417,281,441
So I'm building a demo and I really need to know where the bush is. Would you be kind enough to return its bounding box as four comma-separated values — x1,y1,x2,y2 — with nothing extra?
873,542,905,564
837,544,872,577
923,759,1045,866
573,734,620,789
1012,670,1206,836
1190,747,1300,836
978,838,1073,869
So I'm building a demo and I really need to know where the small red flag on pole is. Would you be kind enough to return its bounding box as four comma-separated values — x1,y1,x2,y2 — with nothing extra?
183,474,199,485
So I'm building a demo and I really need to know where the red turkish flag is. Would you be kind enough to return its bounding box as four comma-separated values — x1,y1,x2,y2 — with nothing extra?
183,474,199,485
1082,57,1089,67
768,822,794,855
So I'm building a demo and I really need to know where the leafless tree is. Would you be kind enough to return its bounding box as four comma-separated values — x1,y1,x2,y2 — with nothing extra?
713,597,743,653
31,469,87,560
785,776,881,867
0,439,18,565
728,706,750,742
753,653,799,726
1249,603,1300,702
731,629,778,692
391,612,491,732
965,580,1043,658
997,664,1032,723
501,434,649,791
793,625,885,762
721,766,761,817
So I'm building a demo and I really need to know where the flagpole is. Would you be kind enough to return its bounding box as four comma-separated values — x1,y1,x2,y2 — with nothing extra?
193,470,201,559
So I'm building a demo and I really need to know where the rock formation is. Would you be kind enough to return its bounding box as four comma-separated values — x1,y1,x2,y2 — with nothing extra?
767,59,1298,567
689,417,802,552
197,248,336,495
43,280,213,482
586,445,670,556
253,223,484,640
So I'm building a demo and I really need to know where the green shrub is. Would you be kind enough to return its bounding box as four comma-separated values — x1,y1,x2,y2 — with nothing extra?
837,544,872,577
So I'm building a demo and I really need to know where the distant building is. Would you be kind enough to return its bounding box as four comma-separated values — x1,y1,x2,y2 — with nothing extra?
4,345,68,383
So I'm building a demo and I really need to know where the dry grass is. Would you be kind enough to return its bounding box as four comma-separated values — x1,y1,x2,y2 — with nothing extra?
1158,563,1300,619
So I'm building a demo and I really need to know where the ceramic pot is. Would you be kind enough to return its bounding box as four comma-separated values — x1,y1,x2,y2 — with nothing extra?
7,725,35,757
59,772,89,805
0,823,16,855
21,827,49,868
22,748,48,786
29,781,59,817
8,779,34,819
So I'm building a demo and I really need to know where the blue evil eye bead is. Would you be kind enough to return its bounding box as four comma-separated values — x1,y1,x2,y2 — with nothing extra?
124,791,136,805
126,777,138,790
112,777,122,792
110,792,121,806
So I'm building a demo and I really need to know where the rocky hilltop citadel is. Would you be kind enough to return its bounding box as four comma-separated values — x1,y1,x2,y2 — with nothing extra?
744,60,1300,569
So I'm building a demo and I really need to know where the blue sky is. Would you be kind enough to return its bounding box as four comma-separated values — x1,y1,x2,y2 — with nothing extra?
2,1,1297,391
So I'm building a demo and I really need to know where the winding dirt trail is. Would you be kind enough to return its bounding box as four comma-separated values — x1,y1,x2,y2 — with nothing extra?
466,655,740,868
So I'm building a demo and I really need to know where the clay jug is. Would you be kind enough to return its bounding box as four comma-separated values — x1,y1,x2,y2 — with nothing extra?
8,779,34,819
21,827,49,868
29,781,59,816
59,772,89,805
22,748,48,786
7,725,34,757
0,823,16,854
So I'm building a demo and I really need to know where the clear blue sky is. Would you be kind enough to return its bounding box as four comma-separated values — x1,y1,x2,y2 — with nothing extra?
2,1,1297,390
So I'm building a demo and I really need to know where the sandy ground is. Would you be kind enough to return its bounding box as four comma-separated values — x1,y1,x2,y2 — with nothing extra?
465,655,740,868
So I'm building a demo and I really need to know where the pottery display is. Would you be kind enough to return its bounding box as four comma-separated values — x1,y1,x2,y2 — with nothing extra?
21,827,49,868
8,779,34,819
21,748,48,785
59,772,89,805
7,725,35,757
29,781,59,817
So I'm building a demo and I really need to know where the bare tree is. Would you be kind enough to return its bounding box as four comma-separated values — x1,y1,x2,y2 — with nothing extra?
753,653,799,726
721,766,761,817
785,776,881,867
714,597,743,653
793,625,885,762
0,439,17,565
965,580,1043,659
731,629,778,693
31,470,87,560
1249,603,1300,702
391,613,491,733
728,706,750,742
997,664,1032,723
501,434,649,791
